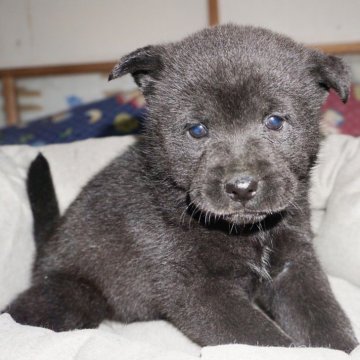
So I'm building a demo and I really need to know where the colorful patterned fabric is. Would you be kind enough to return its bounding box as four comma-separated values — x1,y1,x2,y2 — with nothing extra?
321,84,360,136
0,92,146,146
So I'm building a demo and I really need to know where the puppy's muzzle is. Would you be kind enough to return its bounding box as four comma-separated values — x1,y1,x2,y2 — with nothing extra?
225,175,258,204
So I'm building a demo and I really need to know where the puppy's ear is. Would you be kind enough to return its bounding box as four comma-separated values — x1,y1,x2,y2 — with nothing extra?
108,46,163,92
311,51,351,103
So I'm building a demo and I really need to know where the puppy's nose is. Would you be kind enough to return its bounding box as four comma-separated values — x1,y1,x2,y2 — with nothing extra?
225,175,258,203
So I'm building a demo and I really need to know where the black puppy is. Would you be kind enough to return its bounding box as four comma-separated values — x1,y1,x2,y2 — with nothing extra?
6,25,358,352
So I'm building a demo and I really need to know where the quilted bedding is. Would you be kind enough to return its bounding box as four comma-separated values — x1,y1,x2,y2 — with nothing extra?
0,134,359,360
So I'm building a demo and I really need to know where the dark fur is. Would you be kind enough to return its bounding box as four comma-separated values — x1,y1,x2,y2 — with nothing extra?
5,25,358,352
26,153,60,247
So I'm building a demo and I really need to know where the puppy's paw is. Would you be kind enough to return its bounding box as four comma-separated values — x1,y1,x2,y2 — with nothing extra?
310,331,358,353
5,301,42,328
4,274,109,331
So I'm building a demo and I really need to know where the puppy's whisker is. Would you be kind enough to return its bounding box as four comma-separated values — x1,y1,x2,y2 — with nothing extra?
198,210,203,224
289,200,303,214
229,222,235,235
189,203,201,229
179,201,193,225
206,211,211,225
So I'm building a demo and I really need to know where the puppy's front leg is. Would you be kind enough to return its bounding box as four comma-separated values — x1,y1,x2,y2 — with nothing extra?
267,241,358,353
166,279,293,347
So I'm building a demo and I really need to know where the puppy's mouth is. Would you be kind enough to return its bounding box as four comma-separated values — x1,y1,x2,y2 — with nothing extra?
222,211,268,224
187,191,290,226
187,199,281,226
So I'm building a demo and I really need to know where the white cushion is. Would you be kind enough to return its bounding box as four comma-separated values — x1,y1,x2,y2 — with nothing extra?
0,134,359,359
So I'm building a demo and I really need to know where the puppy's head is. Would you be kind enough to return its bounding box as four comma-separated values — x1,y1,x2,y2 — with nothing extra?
109,24,350,225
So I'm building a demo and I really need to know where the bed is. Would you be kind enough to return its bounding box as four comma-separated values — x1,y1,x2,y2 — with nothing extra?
0,1,360,359
0,134,360,360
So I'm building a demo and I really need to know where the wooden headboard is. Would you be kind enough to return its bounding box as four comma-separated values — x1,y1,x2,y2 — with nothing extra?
1,0,360,126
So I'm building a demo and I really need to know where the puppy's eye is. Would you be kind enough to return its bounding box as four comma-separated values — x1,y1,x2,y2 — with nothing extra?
264,115,284,131
188,123,208,138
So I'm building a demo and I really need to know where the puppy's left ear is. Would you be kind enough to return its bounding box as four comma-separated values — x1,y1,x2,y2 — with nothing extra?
108,45,164,93
311,51,351,103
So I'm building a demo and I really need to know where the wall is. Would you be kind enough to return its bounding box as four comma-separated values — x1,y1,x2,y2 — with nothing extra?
0,0,208,68
219,0,360,44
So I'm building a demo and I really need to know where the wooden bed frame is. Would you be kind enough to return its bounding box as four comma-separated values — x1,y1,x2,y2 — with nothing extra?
1,0,360,126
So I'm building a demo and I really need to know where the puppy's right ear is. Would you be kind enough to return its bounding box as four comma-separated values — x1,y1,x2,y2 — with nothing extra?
108,46,164,92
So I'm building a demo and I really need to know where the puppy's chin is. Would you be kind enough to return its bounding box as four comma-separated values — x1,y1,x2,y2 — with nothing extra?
188,190,292,226
189,198,287,226
190,200,276,225
222,212,268,225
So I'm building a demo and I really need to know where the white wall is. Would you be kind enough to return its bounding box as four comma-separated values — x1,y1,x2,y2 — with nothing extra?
219,0,360,44
0,0,208,68
1,0,360,68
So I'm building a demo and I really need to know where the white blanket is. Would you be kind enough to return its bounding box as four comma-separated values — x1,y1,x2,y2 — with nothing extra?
0,135,359,360
311,135,360,288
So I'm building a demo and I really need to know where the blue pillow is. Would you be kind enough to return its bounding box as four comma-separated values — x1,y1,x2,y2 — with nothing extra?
0,95,146,146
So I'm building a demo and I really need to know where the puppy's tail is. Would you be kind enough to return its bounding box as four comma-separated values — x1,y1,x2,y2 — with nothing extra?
27,153,60,247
